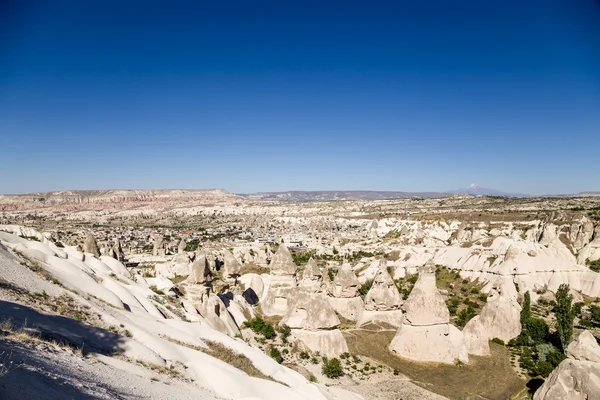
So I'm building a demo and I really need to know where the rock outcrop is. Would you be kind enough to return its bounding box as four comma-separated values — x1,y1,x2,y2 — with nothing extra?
478,275,521,343
389,260,468,364
462,315,490,356
177,239,187,255
281,292,348,357
83,232,101,257
152,234,165,256
328,263,364,321
357,262,403,327
300,257,322,291
111,238,125,261
261,245,298,316
566,330,600,363
222,249,242,280
534,330,600,400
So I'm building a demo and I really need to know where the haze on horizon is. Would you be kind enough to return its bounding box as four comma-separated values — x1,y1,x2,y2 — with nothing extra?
1,1,599,196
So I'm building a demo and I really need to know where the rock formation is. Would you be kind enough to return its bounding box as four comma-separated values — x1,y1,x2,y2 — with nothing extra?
566,329,600,363
389,260,469,364
177,239,187,255
261,245,298,316
462,315,490,356
280,292,348,357
357,261,403,327
83,231,100,257
299,257,322,291
152,234,165,256
533,330,600,400
222,249,242,280
478,275,522,343
111,238,125,261
328,263,364,321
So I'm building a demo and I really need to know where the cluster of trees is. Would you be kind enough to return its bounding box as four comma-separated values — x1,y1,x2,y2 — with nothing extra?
508,284,582,378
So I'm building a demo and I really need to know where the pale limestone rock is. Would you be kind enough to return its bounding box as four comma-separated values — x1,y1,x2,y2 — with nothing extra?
83,232,100,257
281,292,339,331
389,323,469,364
566,330,600,363
261,286,297,316
188,253,212,285
177,239,186,255
152,234,165,256
364,264,402,311
356,310,404,328
222,249,242,279
290,330,348,358
239,273,265,300
112,238,125,261
462,316,490,356
332,263,360,298
402,261,449,326
328,296,364,321
389,260,468,364
270,245,297,276
198,293,240,337
533,359,600,400
478,276,521,342
300,257,322,290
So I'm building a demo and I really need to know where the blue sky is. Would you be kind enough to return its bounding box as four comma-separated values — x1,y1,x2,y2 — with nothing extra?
1,1,599,195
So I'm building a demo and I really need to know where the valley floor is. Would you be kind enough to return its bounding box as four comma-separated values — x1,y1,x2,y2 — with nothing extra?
344,329,526,400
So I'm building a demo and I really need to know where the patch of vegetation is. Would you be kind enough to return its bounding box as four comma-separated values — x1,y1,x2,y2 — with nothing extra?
244,317,276,339
239,263,270,276
455,306,477,327
269,346,283,363
327,268,337,281
507,290,567,378
19,235,40,242
171,275,188,284
202,339,273,380
149,285,165,295
359,279,373,298
185,238,200,252
277,324,291,343
291,250,315,266
344,329,525,400
322,357,343,378
586,258,600,273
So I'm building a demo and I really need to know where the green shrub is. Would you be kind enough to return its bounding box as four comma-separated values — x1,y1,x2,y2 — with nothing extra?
322,358,344,378
491,337,505,345
299,351,310,360
591,305,600,324
532,361,554,377
455,306,476,327
359,279,374,297
244,317,276,339
270,347,283,363
278,324,291,343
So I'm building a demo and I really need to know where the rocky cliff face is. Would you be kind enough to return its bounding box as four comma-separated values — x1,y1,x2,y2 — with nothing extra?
534,330,600,400
0,189,239,211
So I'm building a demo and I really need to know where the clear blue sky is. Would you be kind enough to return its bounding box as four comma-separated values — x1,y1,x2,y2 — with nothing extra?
1,1,599,195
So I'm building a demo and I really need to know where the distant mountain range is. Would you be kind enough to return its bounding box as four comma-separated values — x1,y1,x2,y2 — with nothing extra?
446,183,528,197
239,184,600,201
239,190,447,202
238,185,530,202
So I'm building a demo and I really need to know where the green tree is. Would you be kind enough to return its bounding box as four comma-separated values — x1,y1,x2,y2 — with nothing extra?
554,284,575,352
322,358,343,378
520,291,531,329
